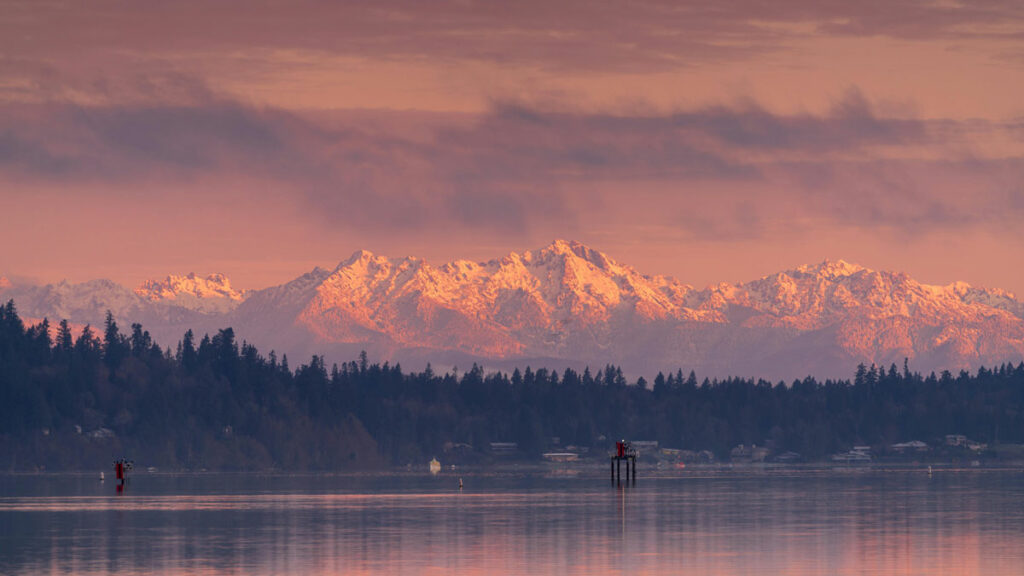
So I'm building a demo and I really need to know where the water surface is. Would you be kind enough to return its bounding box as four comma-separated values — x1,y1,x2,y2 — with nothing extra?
2,468,1022,575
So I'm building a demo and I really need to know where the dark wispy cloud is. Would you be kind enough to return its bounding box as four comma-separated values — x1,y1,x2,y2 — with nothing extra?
3,89,1022,242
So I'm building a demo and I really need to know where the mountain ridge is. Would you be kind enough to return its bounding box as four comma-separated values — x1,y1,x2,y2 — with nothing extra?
135,272,248,315
2,240,1022,379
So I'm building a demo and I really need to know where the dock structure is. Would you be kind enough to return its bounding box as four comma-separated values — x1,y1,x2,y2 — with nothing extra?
610,440,637,485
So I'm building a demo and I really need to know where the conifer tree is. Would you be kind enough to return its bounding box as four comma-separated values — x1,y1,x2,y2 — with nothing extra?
56,319,73,355
103,310,127,368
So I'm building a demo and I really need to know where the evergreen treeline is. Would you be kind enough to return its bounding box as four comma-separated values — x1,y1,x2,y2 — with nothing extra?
0,302,381,470
1,300,1023,471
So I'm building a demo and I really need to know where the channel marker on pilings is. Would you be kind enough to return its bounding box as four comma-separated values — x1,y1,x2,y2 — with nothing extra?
610,440,637,485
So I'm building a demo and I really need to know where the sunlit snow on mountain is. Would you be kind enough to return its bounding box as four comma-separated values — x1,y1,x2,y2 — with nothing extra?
3,240,1023,379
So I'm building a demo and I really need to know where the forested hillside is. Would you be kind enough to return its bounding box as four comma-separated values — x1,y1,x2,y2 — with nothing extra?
1,300,1023,471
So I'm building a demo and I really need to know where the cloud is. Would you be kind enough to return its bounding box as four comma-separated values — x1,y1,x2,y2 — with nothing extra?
675,90,928,151
1,90,1022,243
813,0,1024,39
6,0,1024,87
0,131,77,176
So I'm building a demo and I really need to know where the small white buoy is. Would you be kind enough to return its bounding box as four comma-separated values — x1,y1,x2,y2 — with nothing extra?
459,477,463,490
928,465,933,476
100,471,105,482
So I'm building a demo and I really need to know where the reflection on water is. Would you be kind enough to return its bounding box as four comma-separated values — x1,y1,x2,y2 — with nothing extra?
1,469,1023,575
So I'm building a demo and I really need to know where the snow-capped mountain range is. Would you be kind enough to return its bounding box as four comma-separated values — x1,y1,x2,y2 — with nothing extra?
3,240,1023,379
135,273,247,314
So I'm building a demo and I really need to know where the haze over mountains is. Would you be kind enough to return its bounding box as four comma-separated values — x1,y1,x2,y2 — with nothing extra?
3,240,1023,380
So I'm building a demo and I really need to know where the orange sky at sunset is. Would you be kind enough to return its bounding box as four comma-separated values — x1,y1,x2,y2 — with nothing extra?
2,0,1024,293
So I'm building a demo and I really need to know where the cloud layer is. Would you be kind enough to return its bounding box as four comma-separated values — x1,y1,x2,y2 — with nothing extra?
2,1,1024,293
3,90,1020,236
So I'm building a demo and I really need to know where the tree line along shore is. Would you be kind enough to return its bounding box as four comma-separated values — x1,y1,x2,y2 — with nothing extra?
2,300,1023,471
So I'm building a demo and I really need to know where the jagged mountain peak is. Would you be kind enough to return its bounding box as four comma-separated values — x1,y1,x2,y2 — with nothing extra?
339,249,377,267
332,240,630,285
306,266,332,278
136,273,246,302
945,280,972,294
337,249,425,272
133,272,247,315
541,238,590,256
794,258,867,279
528,239,619,271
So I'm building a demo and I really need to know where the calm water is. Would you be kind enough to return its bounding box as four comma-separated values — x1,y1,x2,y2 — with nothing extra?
1,468,1023,575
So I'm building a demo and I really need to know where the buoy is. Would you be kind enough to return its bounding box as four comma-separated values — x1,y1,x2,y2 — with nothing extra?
459,477,463,490
100,471,105,482
928,465,933,476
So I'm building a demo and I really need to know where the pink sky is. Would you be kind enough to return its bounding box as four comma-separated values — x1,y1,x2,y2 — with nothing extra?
2,0,1024,293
